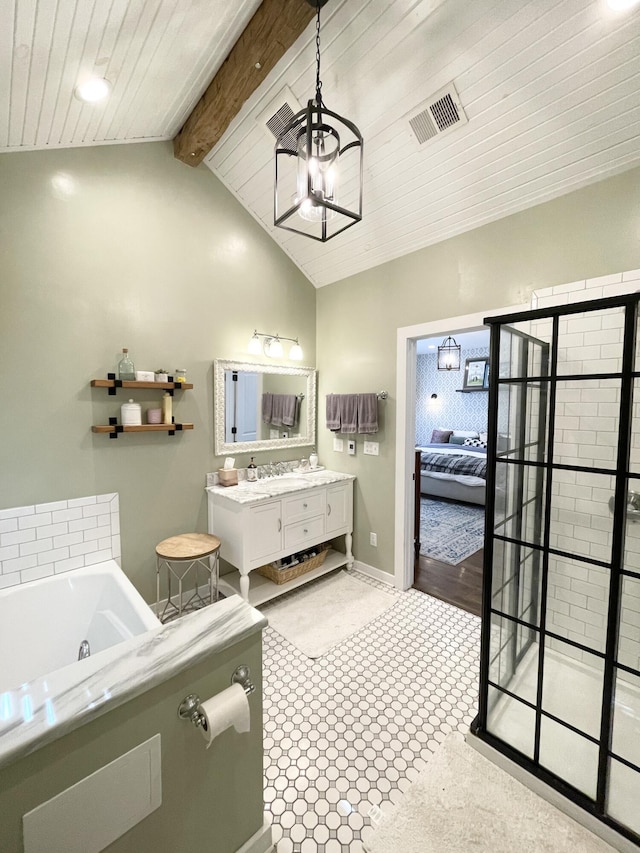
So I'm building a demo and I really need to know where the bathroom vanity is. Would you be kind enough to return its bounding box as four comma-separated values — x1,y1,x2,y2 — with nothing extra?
207,470,355,606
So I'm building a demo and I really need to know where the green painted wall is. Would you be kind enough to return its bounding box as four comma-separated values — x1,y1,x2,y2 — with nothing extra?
317,166,640,575
0,142,316,602
0,634,263,853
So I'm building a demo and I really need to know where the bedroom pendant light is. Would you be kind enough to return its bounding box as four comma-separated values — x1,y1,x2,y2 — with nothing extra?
437,336,461,371
274,0,364,242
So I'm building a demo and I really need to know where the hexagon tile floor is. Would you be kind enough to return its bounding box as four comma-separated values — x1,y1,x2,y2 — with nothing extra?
261,570,481,852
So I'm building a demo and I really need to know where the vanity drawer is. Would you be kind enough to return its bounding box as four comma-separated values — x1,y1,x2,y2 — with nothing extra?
282,491,326,524
283,515,325,551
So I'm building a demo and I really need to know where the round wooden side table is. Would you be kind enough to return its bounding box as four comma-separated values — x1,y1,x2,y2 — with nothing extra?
155,532,221,623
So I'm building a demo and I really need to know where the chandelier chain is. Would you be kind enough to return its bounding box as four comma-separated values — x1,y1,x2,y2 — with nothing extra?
315,1,323,105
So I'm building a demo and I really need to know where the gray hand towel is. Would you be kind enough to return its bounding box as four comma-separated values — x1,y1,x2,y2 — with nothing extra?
262,392,273,424
340,394,358,434
326,394,341,431
271,394,284,426
282,394,298,427
357,393,379,433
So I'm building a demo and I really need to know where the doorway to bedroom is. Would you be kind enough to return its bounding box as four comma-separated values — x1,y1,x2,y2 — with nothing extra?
413,328,490,616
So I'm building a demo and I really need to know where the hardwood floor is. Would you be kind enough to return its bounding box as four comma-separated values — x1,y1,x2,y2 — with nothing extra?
413,549,484,618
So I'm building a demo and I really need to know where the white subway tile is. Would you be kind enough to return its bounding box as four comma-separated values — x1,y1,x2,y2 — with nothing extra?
555,587,588,608
53,531,84,548
68,517,98,533
552,280,586,295
1,554,37,574
18,512,52,529
0,505,34,520
622,269,640,281
111,535,121,559
82,503,110,518
537,294,569,308
581,286,603,300
111,512,120,535
569,316,603,334
70,541,99,557
0,519,17,535
570,603,604,627
604,281,640,298
0,544,19,561
19,538,53,557
83,526,106,542
98,514,111,528
572,579,608,600
578,444,615,462
88,549,112,564
601,312,625,330
38,547,68,565
52,507,83,523
0,574,19,590
35,500,68,513
97,492,117,503
54,555,85,574
110,494,119,512
21,564,54,583
36,522,69,540
0,528,36,547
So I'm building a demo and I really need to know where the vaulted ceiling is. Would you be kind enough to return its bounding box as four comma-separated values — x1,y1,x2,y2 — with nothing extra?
2,0,640,288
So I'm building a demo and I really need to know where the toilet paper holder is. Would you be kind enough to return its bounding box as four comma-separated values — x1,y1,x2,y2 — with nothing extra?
178,665,255,729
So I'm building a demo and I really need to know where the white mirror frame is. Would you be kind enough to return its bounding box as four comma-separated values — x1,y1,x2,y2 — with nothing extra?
214,359,317,456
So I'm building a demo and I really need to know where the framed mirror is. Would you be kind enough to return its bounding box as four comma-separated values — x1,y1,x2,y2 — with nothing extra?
214,359,317,456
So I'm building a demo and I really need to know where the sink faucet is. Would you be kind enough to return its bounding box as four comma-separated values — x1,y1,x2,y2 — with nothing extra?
274,461,286,476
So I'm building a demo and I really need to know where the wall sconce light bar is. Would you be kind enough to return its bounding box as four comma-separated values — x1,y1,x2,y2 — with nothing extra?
248,330,304,361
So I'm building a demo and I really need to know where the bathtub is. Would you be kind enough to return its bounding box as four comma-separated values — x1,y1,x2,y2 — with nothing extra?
0,560,159,694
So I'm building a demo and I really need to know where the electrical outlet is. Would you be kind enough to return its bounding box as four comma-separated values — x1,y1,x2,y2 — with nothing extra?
347,439,356,455
333,436,344,452
370,532,377,547
363,441,379,456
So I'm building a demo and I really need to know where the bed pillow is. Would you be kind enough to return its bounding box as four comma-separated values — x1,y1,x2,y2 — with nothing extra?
453,430,480,438
463,437,487,449
449,435,467,445
479,432,488,443
431,428,453,443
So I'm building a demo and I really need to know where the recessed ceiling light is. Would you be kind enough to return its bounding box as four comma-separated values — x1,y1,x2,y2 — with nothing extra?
607,0,640,10
74,77,111,103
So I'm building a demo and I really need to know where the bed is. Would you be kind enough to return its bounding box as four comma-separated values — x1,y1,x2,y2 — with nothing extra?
417,442,487,506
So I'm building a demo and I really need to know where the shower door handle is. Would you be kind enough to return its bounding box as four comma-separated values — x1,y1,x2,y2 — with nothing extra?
609,492,640,522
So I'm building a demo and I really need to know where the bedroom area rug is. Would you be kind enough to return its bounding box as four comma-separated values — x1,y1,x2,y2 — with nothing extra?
260,570,397,659
420,498,485,565
363,733,614,853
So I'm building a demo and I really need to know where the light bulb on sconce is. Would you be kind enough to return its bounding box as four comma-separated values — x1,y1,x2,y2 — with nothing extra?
247,330,303,361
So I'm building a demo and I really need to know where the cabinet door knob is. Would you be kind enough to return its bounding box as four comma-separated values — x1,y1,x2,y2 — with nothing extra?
303,502,308,508
327,504,332,516
303,528,308,534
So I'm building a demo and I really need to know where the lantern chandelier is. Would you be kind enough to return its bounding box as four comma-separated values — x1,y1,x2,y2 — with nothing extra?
437,336,461,371
274,0,364,242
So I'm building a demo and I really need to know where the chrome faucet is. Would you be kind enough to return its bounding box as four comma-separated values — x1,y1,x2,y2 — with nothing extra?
78,640,91,660
274,461,286,476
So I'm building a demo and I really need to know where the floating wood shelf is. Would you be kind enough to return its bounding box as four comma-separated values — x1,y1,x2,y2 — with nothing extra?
91,379,193,391
92,424,194,434
455,388,489,393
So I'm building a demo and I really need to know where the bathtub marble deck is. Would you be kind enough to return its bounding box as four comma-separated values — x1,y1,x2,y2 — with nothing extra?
0,594,266,769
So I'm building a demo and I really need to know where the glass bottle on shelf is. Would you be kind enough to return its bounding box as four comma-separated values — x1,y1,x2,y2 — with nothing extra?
118,348,135,381
174,367,187,383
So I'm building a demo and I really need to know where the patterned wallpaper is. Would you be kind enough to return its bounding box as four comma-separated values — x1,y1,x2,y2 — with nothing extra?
416,347,490,445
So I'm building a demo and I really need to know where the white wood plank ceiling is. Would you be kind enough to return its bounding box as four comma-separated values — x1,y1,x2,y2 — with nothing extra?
0,0,261,151
205,0,640,287
2,1,639,287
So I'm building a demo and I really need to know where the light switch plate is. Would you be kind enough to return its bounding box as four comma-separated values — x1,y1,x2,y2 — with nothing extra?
347,440,356,455
333,436,344,452
363,441,379,456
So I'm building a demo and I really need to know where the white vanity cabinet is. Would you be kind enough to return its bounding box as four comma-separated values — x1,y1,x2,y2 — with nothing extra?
207,474,354,606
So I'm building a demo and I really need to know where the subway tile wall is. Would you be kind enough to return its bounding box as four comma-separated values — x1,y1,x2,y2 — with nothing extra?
0,493,120,590
529,270,640,672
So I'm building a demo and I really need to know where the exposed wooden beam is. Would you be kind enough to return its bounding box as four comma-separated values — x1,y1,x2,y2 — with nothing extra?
173,0,316,166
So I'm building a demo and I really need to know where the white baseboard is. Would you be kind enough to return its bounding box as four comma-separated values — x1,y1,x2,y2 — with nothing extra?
235,820,273,853
467,733,637,853
352,560,396,586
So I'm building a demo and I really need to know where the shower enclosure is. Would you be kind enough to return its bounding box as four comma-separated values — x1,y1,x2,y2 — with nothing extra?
473,293,640,845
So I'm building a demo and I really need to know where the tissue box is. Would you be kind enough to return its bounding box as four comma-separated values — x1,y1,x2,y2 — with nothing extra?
218,468,238,487
135,370,155,382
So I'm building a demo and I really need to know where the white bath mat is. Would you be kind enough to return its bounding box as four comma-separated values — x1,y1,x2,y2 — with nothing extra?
363,733,615,853
261,571,396,659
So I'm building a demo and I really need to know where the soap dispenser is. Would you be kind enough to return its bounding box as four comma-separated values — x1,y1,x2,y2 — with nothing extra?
309,448,318,469
247,457,257,482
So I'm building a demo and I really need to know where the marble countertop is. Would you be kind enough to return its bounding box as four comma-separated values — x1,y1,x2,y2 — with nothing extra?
0,595,266,770
206,469,355,505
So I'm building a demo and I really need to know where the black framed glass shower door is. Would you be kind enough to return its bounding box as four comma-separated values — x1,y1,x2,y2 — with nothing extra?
473,292,640,846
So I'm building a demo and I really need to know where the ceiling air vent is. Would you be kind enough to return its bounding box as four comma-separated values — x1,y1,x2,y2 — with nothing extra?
409,83,468,145
257,86,302,151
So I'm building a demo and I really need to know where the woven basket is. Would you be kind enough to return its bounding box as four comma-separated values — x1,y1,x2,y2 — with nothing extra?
257,546,329,585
